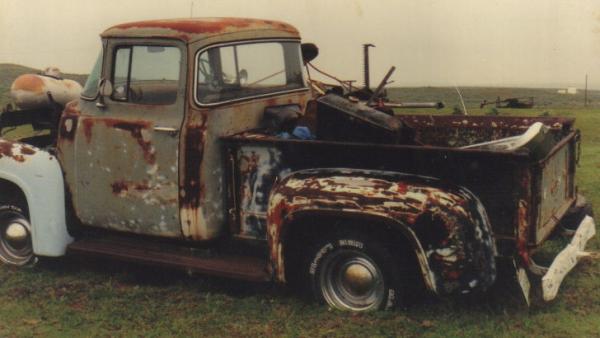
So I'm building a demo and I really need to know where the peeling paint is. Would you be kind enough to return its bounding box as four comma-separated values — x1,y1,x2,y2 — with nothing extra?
263,169,496,295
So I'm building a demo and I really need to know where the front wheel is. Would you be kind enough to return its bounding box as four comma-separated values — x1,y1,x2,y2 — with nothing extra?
0,204,34,266
307,233,401,311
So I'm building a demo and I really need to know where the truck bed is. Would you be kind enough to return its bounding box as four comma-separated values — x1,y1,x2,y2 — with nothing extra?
222,114,578,256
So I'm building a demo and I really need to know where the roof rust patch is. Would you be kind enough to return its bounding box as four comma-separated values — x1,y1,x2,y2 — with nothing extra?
102,17,299,42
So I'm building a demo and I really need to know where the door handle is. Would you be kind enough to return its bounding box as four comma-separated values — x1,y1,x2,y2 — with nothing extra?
154,126,179,137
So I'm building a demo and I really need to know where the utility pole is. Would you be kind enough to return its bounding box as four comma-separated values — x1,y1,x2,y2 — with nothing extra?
585,74,588,107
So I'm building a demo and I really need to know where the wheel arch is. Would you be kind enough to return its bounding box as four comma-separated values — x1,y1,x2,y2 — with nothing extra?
280,209,436,292
267,168,497,296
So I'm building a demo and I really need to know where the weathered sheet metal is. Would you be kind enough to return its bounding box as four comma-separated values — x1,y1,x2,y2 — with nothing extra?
223,111,578,262
400,114,573,148
266,169,496,295
0,139,37,163
533,132,577,244
102,18,300,44
180,93,310,240
0,140,72,256
58,98,182,237
236,146,289,238
57,35,187,238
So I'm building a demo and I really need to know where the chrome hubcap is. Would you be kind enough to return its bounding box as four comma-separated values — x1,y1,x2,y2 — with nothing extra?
342,263,375,295
0,213,33,266
5,222,28,247
319,250,385,311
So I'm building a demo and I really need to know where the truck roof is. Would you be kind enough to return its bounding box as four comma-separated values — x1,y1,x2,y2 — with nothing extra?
101,17,300,43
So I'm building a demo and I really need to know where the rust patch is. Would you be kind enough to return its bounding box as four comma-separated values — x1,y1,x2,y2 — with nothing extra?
401,114,574,147
111,180,128,195
0,140,36,163
80,117,155,164
20,147,36,155
0,142,14,158
11,74,45,94
267,169,496,295
82,119,94,143
103,119,155,164
517,199,530,266
181,124,206,210
106,18,298,38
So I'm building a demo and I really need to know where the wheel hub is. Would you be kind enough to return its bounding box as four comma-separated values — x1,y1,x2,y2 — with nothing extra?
0,214,33,266
6,222,28,242
342,263,375,295
319,250,386,312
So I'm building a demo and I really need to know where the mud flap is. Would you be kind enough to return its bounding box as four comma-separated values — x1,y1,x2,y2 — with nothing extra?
542,215,596,301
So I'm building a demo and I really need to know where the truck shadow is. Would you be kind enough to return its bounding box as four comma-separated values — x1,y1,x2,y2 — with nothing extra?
33,256,531,314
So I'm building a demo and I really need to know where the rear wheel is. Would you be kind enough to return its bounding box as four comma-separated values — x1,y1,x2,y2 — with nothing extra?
0,204,33,266
306,231,401,311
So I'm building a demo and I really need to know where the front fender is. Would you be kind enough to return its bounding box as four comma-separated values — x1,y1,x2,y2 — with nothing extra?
0,139,72,256
267,168,496,296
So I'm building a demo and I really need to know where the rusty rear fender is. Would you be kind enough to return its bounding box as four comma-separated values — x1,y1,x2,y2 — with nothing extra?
267,168,497,296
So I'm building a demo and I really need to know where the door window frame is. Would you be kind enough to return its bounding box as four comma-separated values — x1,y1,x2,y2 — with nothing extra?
105,39,186,110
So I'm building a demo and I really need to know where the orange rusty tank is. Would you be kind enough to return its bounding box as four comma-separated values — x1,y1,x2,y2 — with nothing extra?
10,68,82,110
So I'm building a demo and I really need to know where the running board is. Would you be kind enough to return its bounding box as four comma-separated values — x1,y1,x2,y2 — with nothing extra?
67,238,271,282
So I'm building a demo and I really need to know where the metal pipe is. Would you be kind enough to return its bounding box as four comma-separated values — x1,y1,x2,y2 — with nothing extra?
384,102,445,109
367,66,395,106
363,44,375,89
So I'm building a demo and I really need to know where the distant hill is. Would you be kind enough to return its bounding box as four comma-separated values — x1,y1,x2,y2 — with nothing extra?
1,63,597,110
387,86,600,109
0,63,88,107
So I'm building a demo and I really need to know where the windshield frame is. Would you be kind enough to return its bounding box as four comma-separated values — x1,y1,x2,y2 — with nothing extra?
80,49,104,101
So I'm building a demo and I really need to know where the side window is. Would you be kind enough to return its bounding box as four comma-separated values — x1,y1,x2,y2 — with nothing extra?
111,45,181,105
196,41,304,104
237,43,286,86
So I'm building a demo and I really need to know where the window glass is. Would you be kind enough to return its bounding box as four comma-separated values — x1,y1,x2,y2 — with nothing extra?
81,49,103,99
111,45,181,105
196,41,304,104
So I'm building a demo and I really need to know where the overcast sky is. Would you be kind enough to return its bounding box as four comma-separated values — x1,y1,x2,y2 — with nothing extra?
1,0,599,89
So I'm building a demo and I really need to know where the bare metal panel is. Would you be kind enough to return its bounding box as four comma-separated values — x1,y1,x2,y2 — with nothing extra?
536,139,575,243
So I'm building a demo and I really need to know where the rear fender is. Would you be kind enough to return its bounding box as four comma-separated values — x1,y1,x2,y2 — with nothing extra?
0,139,72,256
267,168,496,296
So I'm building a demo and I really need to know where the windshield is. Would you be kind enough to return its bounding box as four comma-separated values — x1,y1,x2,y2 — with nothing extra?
195,41,305,105
81,49,103,100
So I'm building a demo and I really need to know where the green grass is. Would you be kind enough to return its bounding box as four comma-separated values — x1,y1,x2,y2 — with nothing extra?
1,82,600,336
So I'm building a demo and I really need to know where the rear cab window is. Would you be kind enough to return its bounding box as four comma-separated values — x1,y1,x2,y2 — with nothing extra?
195,40,305,105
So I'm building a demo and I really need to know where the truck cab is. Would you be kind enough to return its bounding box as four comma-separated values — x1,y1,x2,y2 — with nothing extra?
0,18,595,312
58,18,310,241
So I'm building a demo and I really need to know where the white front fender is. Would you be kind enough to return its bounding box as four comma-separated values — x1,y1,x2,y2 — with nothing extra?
0,140,73,256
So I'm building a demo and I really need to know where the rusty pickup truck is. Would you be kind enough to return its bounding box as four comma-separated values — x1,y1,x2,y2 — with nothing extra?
0,18,595,312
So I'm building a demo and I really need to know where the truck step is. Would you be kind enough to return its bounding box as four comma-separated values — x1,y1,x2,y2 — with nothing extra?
67,238,271,282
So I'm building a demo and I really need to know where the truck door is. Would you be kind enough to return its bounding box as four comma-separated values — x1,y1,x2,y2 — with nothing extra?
72,41,186,237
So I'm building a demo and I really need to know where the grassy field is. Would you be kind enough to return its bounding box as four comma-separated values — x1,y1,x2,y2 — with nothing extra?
1,68,600,336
